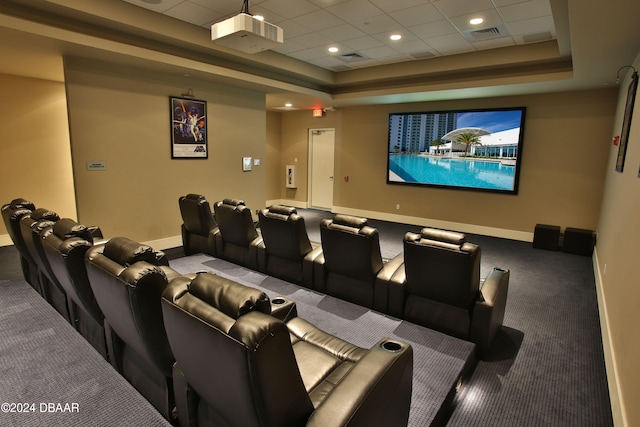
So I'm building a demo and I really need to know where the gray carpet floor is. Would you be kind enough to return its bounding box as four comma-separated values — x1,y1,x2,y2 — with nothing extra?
0,278,171,427
295,209,613,427
0,208,613,426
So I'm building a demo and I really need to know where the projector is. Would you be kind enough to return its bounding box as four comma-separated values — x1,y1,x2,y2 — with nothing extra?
211,13,283,54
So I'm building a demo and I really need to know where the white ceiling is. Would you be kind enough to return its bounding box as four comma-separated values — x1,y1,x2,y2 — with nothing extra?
122,0,557,72
1,0,640,112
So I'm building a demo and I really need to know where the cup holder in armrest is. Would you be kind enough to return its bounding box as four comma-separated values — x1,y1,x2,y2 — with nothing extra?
381,340,403,352
270,297,297,322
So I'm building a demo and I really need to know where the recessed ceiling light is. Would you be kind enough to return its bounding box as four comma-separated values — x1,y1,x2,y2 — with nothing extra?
328,46,339,53
390,34,402,41
285,103,292,107
469,17,484,25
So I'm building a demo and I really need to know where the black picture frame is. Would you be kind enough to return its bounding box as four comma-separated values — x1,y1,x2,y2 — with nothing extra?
170,96,208,159
616,72,637,172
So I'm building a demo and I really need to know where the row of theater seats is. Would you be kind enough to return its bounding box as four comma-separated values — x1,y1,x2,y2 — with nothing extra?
179,194,510,358
2,197,414,427
1,198,108,357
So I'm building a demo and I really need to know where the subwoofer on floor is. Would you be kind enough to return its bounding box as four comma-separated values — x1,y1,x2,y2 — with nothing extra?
533,224,561,251
562,227,595,256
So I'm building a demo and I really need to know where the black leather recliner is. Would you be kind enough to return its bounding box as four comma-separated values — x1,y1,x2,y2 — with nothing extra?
1,198,40,291
18,208,72,321
85,237,187,422
256,205,322,287
42,218,107,358
385,227,509,358
313,214,403,312
161,272,414,427
178,193,219,256
213,198,262,269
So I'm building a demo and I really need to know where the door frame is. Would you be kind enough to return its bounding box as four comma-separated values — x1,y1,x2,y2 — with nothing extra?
307,128,335,210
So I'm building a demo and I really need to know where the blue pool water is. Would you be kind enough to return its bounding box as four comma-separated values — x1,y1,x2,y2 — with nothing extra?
389,154,516,191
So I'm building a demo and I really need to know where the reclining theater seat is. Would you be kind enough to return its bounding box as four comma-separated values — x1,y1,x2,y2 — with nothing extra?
257,205,322,287
213,198,262,269
161,272,414,427
85,237,186,422
18,208,73,321
1,198,40,291
314,214,398,312
178,193,219,256
387,228,509,358
41,218,107,359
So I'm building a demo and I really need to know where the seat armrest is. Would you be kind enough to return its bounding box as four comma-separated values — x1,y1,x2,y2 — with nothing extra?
214,230,224,257
471,267,510,358
312,252,326,293
386,264,406,319
255,240,267,273
207,227,220,257
374,253,404,313
247,234,263,271
307,338,413,427
160,266,186,282
269,296,298,322
302,246,323,289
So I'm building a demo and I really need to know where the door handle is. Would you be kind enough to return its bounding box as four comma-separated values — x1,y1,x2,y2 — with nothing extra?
329,176,334,181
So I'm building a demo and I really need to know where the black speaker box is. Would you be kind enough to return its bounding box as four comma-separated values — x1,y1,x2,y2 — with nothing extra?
562,227,595,256
532,224,561,250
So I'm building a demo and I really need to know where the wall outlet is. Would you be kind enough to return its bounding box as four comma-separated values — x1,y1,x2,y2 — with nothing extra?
396,204,400,210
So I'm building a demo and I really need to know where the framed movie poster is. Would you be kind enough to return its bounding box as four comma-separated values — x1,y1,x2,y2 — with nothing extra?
170,96,207,159
616,71,638,172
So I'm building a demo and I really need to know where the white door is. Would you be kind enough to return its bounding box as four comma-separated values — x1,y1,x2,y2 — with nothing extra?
309,129,335,210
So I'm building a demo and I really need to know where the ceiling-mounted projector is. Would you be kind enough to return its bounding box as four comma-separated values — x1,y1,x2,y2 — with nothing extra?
211,13,283,54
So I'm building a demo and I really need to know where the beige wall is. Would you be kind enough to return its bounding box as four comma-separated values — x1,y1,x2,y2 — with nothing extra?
1,53,635,427
265,111,282,200
63,60,266,244
595,54,640,427
0,73,77,243
280,90,616,237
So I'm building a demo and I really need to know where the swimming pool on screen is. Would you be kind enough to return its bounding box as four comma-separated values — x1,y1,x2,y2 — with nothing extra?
388,154,516,191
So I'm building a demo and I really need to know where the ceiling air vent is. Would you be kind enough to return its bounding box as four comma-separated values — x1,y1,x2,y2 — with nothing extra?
338,52,367,63
410,51,435,60
462,24,509,42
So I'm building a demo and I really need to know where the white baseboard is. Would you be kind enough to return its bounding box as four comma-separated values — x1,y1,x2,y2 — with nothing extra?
142,235,183,251
332,206,534,242
270,200,533,241
593,248,626,427
2,233,183,252
0,234,13,247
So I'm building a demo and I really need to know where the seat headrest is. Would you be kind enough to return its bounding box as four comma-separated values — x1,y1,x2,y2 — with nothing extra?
332,214,368,229
30,208,59,222
10,198,35,211
267,205,296,216
184,193,206,202
322,214,374,236
187,272,271,319
52,218,94,242
420,227,466,245
103,237,158,266
222,198,245,207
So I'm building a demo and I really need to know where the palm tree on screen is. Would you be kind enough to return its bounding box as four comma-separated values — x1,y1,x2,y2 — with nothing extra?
430,139,445,155
456,131,482,156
